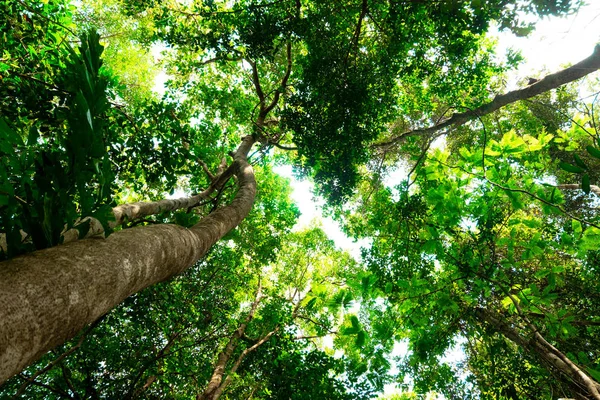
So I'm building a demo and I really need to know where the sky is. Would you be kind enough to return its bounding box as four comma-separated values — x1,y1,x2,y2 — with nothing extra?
492,2,600,77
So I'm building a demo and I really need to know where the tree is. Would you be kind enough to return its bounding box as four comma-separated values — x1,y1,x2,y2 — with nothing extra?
1,0,597,395
346,88,600,397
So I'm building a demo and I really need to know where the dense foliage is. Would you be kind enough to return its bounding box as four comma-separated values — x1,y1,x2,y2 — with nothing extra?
1,0,599,398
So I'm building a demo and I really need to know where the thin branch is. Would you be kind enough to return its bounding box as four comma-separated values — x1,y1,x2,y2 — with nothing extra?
345,0,368,64
201,56,243,65
16,374,73,399
15,0,76,36
270,142,297,151
262,41,293,117
247,59,265,105
293,334,336,340
200,160,216,181
124,329,185,400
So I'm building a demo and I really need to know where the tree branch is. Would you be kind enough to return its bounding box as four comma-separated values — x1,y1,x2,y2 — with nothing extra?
376,44,600,148
262,41,292,117
345,0,368,64
247,59,265,106
270,142,297,151
557,183,600,197
198,279,263,400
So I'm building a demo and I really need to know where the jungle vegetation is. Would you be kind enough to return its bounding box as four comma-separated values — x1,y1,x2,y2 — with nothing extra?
1,0,600,398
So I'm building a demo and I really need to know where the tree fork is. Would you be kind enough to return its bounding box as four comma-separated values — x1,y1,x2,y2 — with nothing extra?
0,136,257,385
198,278,263,400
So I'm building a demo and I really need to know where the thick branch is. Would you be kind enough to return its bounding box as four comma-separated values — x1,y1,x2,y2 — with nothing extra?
210,326,280,400
377,44,600,148
247,59,265,106
1,160,238,253
476,308,600,399
61,161,236,244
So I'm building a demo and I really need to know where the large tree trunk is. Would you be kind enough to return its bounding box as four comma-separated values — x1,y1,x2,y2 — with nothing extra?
476,308,600,399
0,136,257,385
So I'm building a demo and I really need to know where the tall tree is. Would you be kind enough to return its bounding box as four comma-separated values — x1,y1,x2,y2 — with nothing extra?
346,89,600,397
0,0,595,392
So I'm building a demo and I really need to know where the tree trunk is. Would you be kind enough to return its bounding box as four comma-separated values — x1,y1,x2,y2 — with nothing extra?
208,327,279,400
0,136,257,385
200,286,304,400
476,308,600,399
198,280,263,400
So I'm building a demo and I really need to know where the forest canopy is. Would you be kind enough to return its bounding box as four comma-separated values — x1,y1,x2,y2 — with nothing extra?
1,0,600,398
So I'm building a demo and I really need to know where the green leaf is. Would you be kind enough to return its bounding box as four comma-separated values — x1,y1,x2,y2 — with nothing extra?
586,145,600,159
559,162,584,174
0,118,23,150
572,220,583,236
355,331,365,347
305,297,317,311
343,326,359,335
587,368,600,382
573,154,587,170
384,282,393,294
28,126,40,146
582,174,591,194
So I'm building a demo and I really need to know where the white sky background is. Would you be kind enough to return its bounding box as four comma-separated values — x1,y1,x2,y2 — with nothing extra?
492,2,600,84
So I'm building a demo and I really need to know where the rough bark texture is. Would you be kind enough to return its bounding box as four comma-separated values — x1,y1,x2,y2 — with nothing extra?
0,136,257,385
476,308,600,399
377,44,600,148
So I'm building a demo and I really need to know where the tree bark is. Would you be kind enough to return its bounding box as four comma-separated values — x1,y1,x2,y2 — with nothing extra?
0,135,257,385
206,327,279,400
376,44,600,148
475,308,600,399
